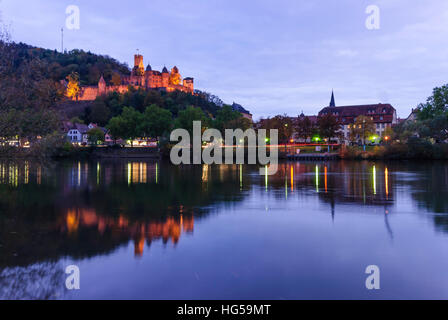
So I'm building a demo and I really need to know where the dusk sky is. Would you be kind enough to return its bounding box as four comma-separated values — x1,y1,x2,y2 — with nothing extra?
1,0,448,119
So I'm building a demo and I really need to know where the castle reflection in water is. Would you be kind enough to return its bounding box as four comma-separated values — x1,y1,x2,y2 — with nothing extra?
0,159,447,266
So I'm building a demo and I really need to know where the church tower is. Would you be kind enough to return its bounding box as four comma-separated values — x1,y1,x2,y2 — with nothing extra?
329,90,336,107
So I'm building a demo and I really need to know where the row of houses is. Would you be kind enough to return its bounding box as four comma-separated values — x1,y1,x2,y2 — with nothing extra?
292,91,399,144
62,122,112,145
62,122,158,146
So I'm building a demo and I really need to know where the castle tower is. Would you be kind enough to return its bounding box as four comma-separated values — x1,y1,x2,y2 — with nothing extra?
132,54,145,76
183,77,194,93
169,66,182,85
98,75,107,95
161,66,169,88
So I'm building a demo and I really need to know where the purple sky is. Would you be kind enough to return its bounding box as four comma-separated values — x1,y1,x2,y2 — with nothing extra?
2,0,448,119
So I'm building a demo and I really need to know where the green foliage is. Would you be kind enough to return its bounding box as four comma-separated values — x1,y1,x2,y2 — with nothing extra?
82,88,220,126
0,108,59,144
70,117,84,124
107,116,126,142
175,106,210,135
258,115,294,144
118,107,143,143
213,105,244,133
5,42,131,86
349,115,376,144
416,114,448,142
295,116,315,142
87,127,105,145
317,113,341,141
89,99,111,126
140,105,173,138
417,84,448,121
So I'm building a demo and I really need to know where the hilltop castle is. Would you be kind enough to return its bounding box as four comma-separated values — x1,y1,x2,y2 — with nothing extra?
74,54,194,101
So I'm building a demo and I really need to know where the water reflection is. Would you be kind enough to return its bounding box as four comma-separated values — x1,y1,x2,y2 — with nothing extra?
0,160,448,299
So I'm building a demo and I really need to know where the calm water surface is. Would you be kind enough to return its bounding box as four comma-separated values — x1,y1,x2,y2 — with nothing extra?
0,160,448,299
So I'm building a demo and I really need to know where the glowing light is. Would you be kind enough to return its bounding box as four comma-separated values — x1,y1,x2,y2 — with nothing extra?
202,164,209,182
324,166,328,193
127,162,131,186
312,135,321,142
156,163,159,184
373,165,377,195
240,164,243,190
265,165,268,191
24,161,29,184
77,162,81,187
290,166,294,192
385,167,389,197
315,165,319,192
97,162,100,185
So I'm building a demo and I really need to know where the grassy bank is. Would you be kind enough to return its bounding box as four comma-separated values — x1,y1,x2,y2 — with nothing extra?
340,140,448,160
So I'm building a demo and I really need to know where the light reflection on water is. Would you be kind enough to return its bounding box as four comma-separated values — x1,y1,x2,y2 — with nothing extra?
0,160,448,299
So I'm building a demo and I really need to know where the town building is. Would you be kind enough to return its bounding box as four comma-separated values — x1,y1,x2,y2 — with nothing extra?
63,122,112,145
318,92,398,144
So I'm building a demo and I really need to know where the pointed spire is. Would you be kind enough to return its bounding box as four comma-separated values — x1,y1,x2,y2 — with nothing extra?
330,90,336,107
162,66,168,73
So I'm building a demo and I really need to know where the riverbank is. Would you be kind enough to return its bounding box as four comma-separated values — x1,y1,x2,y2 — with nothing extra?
3,141,448,161
0,145,161,160
339,142,448,160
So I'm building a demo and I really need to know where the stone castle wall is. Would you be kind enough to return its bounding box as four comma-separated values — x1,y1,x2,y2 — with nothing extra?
74,55,194,101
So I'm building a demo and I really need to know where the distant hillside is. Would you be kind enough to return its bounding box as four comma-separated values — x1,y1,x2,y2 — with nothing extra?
10,42,131,86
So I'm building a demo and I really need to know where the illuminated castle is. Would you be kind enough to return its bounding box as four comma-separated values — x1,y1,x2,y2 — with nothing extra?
74,54,194,101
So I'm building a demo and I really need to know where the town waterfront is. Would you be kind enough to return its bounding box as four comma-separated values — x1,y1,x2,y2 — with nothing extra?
1,159,448,299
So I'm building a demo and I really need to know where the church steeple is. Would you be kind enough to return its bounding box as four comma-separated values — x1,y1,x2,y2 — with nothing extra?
329,90,336,107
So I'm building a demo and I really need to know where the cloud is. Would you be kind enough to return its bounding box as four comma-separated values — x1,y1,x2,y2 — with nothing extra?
336,49,359,58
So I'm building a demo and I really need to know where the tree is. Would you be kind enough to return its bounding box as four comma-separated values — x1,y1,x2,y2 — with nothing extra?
140,104,173,138
66,72,80,100
417,114,448,142
107,116,126,143
225,117,252,131
120,107,143,145
318,114,341,142
90,98,110,126
295,116,315,142
417,84,448,120
175,106,210,135
213,105,246,133
349,115,375,145
70,117,84,125
272,114,294,145
87,127,105,145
